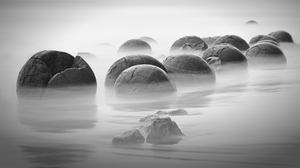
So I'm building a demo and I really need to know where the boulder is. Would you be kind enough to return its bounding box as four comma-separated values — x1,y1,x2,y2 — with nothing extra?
202,45,248,71
257,40,279,46
77,52,96,58
17,51,97,96
105,55,167,88
114,64,176,96
268,30,293,43
139,36,158,47
170,36,208,55
112,129,145,145
168,109,188,116
118,39,152,56
163,54,215,86
48,56,97,87
202,36,221,47
245,43,287,65
213,35,249,51
246,20,258,24
145,117,184,144
249,35,278,45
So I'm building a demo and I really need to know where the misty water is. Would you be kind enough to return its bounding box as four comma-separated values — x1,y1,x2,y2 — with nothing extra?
1,3,300,168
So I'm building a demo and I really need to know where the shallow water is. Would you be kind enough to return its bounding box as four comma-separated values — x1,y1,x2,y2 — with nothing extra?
1,2,300,168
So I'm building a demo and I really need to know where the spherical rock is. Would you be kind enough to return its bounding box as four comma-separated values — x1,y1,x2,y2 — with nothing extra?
48,56,97,87
114,64,176,96
245,43,287,65
112,129,145,145
213,35,249,51
163,55,215,85
17,51,97,96
118,39,152,56
202,45,248,71
170,36,208,55
105,55,167,88
249,35,278,45
257,40,279,46
268,30,293,43
139,36,157,46
202,36,221,47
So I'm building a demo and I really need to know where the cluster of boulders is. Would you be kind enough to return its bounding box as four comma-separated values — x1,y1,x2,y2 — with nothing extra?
112,109,187,145
17,50,97,96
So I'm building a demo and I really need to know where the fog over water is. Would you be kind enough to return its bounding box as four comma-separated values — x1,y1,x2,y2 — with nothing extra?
1,0,300,168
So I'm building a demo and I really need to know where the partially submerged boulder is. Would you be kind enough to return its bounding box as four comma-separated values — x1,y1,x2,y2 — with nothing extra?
105,55,167,88
139,36,158,47
170,36,208,55
202,36,221,47
268,30,294,43
257,40,279,46
249,35,278,45
145,117,184,144
112,129,145,145
246,20,258,25
114,64,176,96
118,39,152,56
213,35,249,51
202,45,248,71
163,55,215,86
245,43,287,65
17,50,97,96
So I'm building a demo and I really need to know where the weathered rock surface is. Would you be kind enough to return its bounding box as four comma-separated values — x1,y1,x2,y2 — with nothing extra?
163,55,215,85
202,36,221,47
145,117,184,144
114,64,176,96
48,56,97,87
213,35,249,51
249,35,278,45
105,55,167,87
202,45,248,71
268,30,294,43
118,39,152,55
170,36,208,55
112,129,145,145
245,43,287,65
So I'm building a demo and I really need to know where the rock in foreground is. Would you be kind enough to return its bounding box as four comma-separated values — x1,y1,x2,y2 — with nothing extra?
146,117,184,144
112,129,145,145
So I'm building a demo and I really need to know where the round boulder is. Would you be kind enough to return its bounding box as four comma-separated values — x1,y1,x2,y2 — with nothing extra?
139,36,157,46
246,20,258,25
105,55,167,88
17,50,97,96
202,36,221,47
213,35,249,51
170,36,208,55
249,35,278,45
114,64,176,96
268,30,293,43
257,40,279,46
202,45,248,71
118,39,152,56
163,54,215,86
245,43,287,66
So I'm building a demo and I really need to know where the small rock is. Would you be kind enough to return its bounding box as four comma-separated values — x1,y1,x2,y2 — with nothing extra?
112,129,145,145
168,109,188,116
246,20,258,24
145,117,184,144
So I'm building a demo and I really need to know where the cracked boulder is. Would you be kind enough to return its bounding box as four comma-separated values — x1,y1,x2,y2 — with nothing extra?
245,43,287,66
105,55,167,88
114,64,176,96
202,45,248,71
145,117,184,144
249,35,278,45
163,55,215,86
170,36,208,55
112,129,145,145
118,39,152,56
17,50,97,96
213,35,249,51
268,30,293,43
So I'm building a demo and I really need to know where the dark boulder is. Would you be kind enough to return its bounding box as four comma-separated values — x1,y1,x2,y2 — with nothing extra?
268,30,294,43
202,36,221,47
105,55,167,88
114,64,176,96
246,20,258,24
257,40,279,46
213,35,249,51
249,35,278,45
170,36,208,55
118,39,152,56
48,56,97,87
202,45,248,71
112,129,145,145
145,117,184,144
245,43,287,65
163,55,215,86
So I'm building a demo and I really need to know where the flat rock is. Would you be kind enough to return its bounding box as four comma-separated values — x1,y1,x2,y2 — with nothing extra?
112,129,145,145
